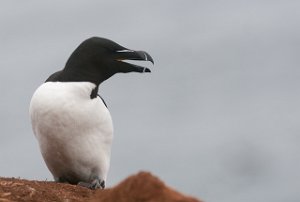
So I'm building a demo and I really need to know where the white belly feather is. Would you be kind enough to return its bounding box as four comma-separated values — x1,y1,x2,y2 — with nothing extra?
29,82,113,183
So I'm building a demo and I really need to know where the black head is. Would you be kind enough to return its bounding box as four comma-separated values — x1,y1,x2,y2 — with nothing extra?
47,37,154,85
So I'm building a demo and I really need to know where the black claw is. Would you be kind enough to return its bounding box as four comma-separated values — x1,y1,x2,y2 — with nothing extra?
100,180,105,189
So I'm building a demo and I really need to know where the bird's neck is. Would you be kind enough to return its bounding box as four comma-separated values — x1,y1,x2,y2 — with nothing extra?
62,64,109,86
90,86,99,99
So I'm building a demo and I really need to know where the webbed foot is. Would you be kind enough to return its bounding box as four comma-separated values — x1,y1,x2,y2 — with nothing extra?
78,177,105,190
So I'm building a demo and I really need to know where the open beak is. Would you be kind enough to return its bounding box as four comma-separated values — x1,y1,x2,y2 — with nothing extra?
114,49,154,73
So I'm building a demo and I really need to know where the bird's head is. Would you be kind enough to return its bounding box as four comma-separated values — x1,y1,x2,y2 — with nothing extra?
62,37,154,85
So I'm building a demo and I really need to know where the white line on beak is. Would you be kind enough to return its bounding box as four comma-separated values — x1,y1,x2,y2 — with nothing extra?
116,50,135,53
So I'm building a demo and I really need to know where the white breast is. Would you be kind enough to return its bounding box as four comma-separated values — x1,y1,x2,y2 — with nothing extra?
29,82,113,183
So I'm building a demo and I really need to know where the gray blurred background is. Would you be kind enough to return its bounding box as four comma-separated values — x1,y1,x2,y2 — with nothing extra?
1,1,300,201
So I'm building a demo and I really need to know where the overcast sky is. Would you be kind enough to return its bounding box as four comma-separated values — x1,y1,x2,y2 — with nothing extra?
1,1,300,201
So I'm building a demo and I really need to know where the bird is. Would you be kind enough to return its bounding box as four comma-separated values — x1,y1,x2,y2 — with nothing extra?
29,37,154,189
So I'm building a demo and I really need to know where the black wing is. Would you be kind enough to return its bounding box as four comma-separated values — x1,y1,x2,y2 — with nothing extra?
98,95,108,108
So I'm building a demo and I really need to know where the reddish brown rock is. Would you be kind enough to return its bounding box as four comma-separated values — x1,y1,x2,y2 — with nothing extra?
0,171,201,202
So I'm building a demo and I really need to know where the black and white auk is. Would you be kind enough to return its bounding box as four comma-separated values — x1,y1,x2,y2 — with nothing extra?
29,37,154,189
